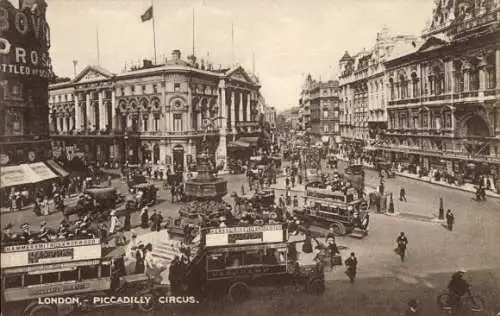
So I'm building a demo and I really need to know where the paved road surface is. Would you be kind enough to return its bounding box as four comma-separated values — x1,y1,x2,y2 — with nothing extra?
73,267,500,316
2,165,499,316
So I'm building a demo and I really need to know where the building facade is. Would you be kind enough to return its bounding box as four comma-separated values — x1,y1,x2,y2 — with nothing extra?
0,0,53,167
299,75,340,144
298,74,313,130
380,0,500,178
338,29,418,148
264,106,277,129
49,50,262,171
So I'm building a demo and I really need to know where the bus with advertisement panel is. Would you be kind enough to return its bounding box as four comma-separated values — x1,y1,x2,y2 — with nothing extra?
181,224,325,303
294,187,370,237
0,238,164,316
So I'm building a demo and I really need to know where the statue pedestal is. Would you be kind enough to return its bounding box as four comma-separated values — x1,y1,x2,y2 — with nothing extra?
185,151,228,200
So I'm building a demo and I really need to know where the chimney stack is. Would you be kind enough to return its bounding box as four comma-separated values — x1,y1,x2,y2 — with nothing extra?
200,59,205,70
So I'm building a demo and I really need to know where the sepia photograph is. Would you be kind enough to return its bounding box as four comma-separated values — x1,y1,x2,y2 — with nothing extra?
0,0,499,315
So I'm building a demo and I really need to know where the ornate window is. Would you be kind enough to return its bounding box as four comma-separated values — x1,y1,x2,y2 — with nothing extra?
399,74,408,99
399,113,407,129
154,114,160,131
443,110,452,129
420,111,428,128
143,114,149,132
173,114,182,131
486,54,496,89
469,58,480,91
432,64,444,95
411,73,419,97
389,78,395,100
453,60,464,93
389,113,396,129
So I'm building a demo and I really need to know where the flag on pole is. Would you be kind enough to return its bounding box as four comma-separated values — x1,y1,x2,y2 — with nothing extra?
141,6,153,22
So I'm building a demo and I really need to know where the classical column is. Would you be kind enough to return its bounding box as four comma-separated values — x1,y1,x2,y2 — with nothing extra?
446,60,455,93
148,112,154,132
187,85,193,131
98,90,104,130
74,93,81,130
230,89,236,132
239,91,244,123
219,81,227,130
111,89,116,130
159,140,167,164
68,115,73,131
86,92,91,130
496,49,500,89
246,92,251,121
63,115,68,132
478,56,487,91
197,108,202,131
451,108,456,132
56,115,61,132
217,80,228,170
165,111,171,132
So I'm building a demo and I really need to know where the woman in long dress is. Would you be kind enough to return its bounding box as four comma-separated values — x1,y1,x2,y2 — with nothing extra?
144,243,162,283
140,206,149,228
134,244,145,274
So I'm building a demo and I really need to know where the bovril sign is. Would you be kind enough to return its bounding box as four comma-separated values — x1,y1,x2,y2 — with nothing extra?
0,0,53,79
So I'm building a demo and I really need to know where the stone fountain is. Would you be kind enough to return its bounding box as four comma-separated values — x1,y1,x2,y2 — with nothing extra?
184,117,227,200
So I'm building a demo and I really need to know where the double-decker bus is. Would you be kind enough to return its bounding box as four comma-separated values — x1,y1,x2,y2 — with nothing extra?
294,187,369,237
182,224,325,303
1,238,161,316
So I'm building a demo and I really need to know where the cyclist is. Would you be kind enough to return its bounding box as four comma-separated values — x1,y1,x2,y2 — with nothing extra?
447,269,476,311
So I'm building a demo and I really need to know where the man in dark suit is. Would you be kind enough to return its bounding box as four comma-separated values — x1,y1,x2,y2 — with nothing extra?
345,252,357,283
446,209,455,231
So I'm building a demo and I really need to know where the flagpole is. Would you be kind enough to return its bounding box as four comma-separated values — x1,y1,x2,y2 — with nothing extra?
192,8,195,57
96,25,101,65
151,0,157,64
231,22,234,67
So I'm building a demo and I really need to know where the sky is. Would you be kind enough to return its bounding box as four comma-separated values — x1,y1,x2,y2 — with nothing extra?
42,0,435,111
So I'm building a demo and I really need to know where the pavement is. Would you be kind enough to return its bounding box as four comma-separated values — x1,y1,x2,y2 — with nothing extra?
335,155,500,199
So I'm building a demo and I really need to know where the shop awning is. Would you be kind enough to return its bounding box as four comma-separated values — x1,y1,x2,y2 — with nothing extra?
27,162,58,182
238,137,259,145
46,160,69,177
321,136,330,143
0,165,41,189
228,141,251,148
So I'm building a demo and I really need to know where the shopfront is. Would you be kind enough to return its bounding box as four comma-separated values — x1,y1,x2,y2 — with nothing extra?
0,163,59,208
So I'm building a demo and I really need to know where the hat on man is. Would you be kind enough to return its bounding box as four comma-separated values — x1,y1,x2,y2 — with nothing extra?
21,223,31,230
41,221,47,227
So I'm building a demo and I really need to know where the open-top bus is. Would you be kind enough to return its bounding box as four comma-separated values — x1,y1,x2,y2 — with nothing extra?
1,238,165,316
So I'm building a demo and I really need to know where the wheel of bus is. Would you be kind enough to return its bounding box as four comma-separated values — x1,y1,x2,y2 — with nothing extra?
331,222,346,236
228,281,250,303
24,304,57,316
135,291,156,312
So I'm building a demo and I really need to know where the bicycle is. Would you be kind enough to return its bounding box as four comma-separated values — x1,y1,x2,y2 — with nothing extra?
436,289,486,314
